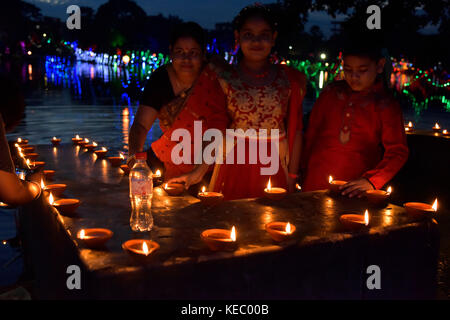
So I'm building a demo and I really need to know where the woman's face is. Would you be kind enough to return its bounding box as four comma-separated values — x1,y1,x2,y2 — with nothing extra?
170,37,204,77
343,55,385,91
235,17,277,63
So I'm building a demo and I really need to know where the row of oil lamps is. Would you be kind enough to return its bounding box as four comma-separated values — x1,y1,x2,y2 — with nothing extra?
405,121,450,136
4,136,439,258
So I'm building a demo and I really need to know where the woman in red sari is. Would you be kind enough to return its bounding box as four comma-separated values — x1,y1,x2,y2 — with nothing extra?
302,34,409,197
208,5,306,200
128,22,228,185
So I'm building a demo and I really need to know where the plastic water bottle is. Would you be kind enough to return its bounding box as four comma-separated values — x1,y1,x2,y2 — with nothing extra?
129,152,153,232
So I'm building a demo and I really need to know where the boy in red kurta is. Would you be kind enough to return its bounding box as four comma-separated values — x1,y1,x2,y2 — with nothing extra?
302,38,409,197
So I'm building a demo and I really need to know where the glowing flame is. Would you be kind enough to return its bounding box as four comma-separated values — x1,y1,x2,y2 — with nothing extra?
40,179,45,189
387,186,392,194
296,183,301,191
84,138,89,143
79,229,85,239
155,169,161,177
201,186,206,193
75,135,80,139
102,147,107,151
142,241,149,256
230,226,236,242
53,136,57,140
364,210,369,226
19,151,24,158
18,138,22,143
120,153,125,160
14,143,19,148
408,121,413,128
26,159,30,166
93,142,98,147
329,175,333,183
432,199,438,212
267,178,272,191
434,122,440,129
405,127,410,132
164,183,168,189
286,222,292,234
49,192,54,205
444,129,448,135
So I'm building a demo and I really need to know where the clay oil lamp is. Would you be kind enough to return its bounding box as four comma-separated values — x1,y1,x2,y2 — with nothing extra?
443,129,449,136
78,138,90,147
120,164,130,175
94,147,108,158
263,177,287,200
107,153,125,167
24,152,39,161
72,135,83,145
152,169,163,186
164,183,185,196
22,146,35,153
198,186,224,206
265,222,296,242
17,138,28,146
77,228,113,248
29,161,45,170
43,170,55,180
49,192,80,216
122,239,160,258
85,141,98,151
404,198,438,220
329,176,347,195
42,179,66,197
432,122,441,133
340,210,370,232
51,137,61,146
201,226,237,251
0,202,10,208
365,186,392,207
405,121,414,132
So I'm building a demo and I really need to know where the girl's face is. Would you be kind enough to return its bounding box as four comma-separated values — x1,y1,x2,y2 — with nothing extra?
235,17,277,63
170,37,204,77
343,55,385,92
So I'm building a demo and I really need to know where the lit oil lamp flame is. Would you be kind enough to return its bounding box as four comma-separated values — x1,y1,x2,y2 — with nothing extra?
434,122,440,129
18,138,22,143
230,226,236,242
102,147,107,151
79,229,85,239
53,136,57,140
40,179,45,189
26,159,30,166
164,183,168,189
48,192,54,205
329,175,333,183
84,138,89,143
432,199,438,212
93,142,98,147
444,129,448,135
408,121,413,128
405,127,410,132
15,144,20,149
296,183,301,191
142,241,149,256
201,186,206,193
120,153,125,160
19,151,24,158
387,186,392,194
267,178,272,191
155,169,161,177
286,222,292,234
364,210,369,226
76,135,80,139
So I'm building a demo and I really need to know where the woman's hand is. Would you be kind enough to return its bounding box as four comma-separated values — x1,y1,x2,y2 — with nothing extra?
340,178,374,198
166,165,209,189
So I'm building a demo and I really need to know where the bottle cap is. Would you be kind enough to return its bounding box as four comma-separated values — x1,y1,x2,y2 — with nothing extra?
135,152,147,160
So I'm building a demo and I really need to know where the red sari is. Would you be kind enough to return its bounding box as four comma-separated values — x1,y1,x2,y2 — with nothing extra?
211,65,306,200
151,64,229,180
302,79,409,191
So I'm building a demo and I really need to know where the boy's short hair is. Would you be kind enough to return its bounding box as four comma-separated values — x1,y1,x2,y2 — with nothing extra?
342,32,384,61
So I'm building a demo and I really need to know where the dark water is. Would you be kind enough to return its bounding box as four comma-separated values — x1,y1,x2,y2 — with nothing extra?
1,56,449,290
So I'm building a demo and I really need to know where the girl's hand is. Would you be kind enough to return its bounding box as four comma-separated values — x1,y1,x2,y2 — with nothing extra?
340,178,374,198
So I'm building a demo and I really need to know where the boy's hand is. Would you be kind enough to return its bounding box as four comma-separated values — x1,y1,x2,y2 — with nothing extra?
340,178,374,198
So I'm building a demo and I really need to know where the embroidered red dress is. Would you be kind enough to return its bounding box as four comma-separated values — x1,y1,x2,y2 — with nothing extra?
302,79,409,191
211,65,306,200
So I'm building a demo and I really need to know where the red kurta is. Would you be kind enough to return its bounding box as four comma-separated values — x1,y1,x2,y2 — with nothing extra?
302,79,409,191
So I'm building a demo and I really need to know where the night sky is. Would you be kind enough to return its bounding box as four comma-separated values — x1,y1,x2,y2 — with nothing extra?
26,0,437,37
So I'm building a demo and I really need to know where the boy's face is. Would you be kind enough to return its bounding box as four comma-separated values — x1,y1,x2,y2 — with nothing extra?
343,55,385,91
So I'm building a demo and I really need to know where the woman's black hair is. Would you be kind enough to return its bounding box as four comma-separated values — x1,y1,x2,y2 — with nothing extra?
0,73,25,132
232,4,277,32
169,22,206,52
